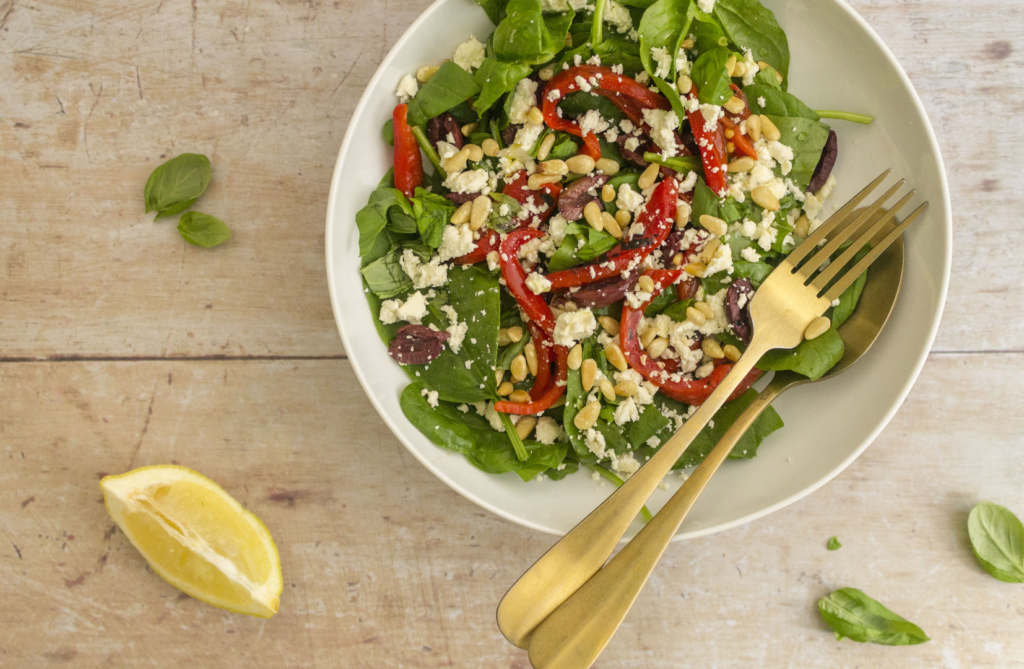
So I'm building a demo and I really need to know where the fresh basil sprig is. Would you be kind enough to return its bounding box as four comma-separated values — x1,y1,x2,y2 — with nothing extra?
968,502,1024,583
144,153,211,219
818,588,929,646
177,212,232,248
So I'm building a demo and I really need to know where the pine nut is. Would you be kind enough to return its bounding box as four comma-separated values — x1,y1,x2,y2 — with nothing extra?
638,275,655,293
775,70,784,84
732,61,750,79
680,37,694,48
614,380,637,397
604,342,628,371
598,316,621,336
725,54,737,77
565,154,596,174
583,201,604,232
470,194,492,230
461,122,478,137
511,354,529,382
497,381,514,396
481,138,500,157
794,215,811,238
686,306,708,325
416,65,440,82
805,316,831,341
702,338,725,359
699,214,728,236
562,302,578,312
724,128,735,139
672,252,684,265
465,143,484,162
676,201,692,228
581,358,597,391
615,209,631,226
601,184,616,202
723,96,745,114
442,147,470,174
598,378,616,402
726,141,736,154
527,106,544,125
524,341,538,376
694,301,715,319
646,336,669,359
751,185,781,211
496,368,506,384
728,157,756,173
539,159,568,176
595,158,620,175
757,60,769,71
528,173,562,190
676,74,692,95
537,133,556,161
699,238,722,263
638,163,660,190
507,326,524,342
515,416,537,440
509,389,531,403
602,213,622,238
640,327,658,348
684,262,706,277
451,201,473,225
723,344,741,362
759,114,781,141
568,344,583,370
498,328,512,347
745,115,762,142
538,64,556,81
574,401,602,430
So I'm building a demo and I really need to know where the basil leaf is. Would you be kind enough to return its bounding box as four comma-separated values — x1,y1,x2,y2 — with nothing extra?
827,536,842,551
547,222,620,271
493,0,574,65
743,84,819,120
711,0,789,82
818,588,929,646
473,58,533,114
757,327,844,380
690,47,733,105
766,115,831,190
410,188,455,249
638,0,692,77
144,153,212,219
361,247,412,299
406,61,482,127
177,211,231,248
968,502,1024,583
474,0,509,24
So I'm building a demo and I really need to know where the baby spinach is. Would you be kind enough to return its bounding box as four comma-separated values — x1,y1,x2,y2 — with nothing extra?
711,0,789,81
690,176,722,222
487,192,523,232
757,327,844,380
547,222,620,271
361,247,412,299
547,135,581,160
643,152,701,175
690,47,734,105
688,8,729,54
830,247,870,329
643,285,678,316
493,0,574,65
743,84,819,120
474,58,533,114
766,115,831,190
559,91,626,122
661,297,694,322
356,182,413,266
638,0,692,78
411,188,455,249
177,212,231,248
593,36,645,75
382,118,395,146
968,501,1024,583
818,588,930,646
827,536,842,550
701,259,773,294
474,0,509,25
144,153,212,219
753,63,783,89
406,61,481,127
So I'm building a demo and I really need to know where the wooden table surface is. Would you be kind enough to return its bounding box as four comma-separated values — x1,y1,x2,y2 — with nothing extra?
2,0,1023,666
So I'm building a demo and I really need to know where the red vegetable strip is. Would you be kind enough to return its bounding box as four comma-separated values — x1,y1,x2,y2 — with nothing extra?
392,104,422,198
499,229,557,334
527,321,554,401
683,87,729,197
495,345,568,415
720,116,758,160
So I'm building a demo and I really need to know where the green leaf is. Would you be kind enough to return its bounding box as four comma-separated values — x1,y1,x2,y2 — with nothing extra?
487,192,523,233
690,47,734,105
766,115,831,190
144,153,212,219
361,247,412,299
177,211,231,248
701,259,773,294
406,61,482,127
827,536,842,551
818,588,930,646
474,0,509,24
355,185,412,266
643,152,701,175
690,176,722,222
558,91,626,122
411,188,455,249
593,35,646,75
661,297,694,322
638,0,692,77
547,134,581,160
743,84,819,120
688,8,729,54
830,247,870,329
968,502,1024,583
547,222,620,271
752,63,783,89
757,327,844,381
382,118,395,146
493,0,575,65
711,0,789,81
473,58,533,114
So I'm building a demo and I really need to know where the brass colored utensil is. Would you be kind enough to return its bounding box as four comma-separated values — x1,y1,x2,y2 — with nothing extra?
496,170,928,662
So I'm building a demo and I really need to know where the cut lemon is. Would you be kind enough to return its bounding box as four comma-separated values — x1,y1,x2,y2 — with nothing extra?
101,465,282,618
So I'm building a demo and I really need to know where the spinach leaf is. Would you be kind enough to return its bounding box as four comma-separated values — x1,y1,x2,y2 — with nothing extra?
382,118,395,146
487,192,523,232
388,208,418,235
643,285,678,316
144,153,212,219
701,259,773,294
177,212,231,248
493,0,575,65
818,589,930,646
690,176,722,222
558,91,626,122
830,248,869,329
593,35,645,75
361,247,412,299
753,63,783,89
356,184,412,266
661,297,694,322
474,58,533,114
690,47,734,105
827,536,842,551
644,152,701,175
615,0,657,7
547,134,581,160
689,8,729,53
638,0,692,77
547,222,620,271
968,502,1024,583
766,115,831,190
743,84,819,120
411,188,455,249
711,0,789,81
474,0,509,25
757,327,843,380
407,61,482,127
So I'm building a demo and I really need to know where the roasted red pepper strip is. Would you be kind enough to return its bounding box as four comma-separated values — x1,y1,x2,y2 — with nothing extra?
495,344,568,415
392,104,422,198
684,87,729,197
527,321,553,401
499,228,557,334
620,269,762,406
544,177,678,290
720,116,758,160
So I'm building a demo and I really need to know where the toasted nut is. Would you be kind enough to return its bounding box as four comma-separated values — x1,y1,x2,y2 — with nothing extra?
442,147,470,174
604,342,628,372
672,252,684,266
507,325,524,342
461,122,479,137
640,327,658,348
496,368,506,385
702,338,725,359
760,114,781,141
675,201,692,228
757,60,769,71
537,133,556,161
498,328,512,347
602,213,622,239
524,341,539,376
509,389,531,403
568,344,584,370
539,159,569,176
646,336,669,359
723,344,741,362
565,154,596,174
561,301,578,312
751,185,781,211
680,37,694,48
527,106,544,125
416,65,440,82
723,95,745,114
694,301,715,319
725,54,737,77
686,306,708,326
676,74,692,95
595,158,620,175
724,128,735,139
465,143,484,162
614,380,637,397
684,262,706,277
728,157,756,173
538,64,556,81
511,354,529,382
805,316,831,341
598,316,621,336
528,173,562,190
699,237,722,263
775,70,784,84
745,114,762,142
598,378,616,402
497,381,515,396
638,163,660,190
481,138,500,157
583,201,604,232
581,359,598,392
451,200,473,225
470,195,492,230
726,141,736,153
638,275,655,293
574,401,602,430
615,209,631,227
699,214,728,236
515,416,537,440
601,184,616,202
794,215,811,238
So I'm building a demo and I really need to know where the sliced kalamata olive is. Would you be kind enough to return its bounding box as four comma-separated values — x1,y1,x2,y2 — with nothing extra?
726,279,755,344
550,268,641,309
616,134,649,167
388,325,450,365
445,192,477,205
427,113,463,152
556,174,610,221
501,123,521,147
808,129,838,193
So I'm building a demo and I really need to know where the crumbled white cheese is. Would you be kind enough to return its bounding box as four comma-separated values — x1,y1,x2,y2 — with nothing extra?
535,417,566,445
641,108,680,155
436,140,459,162
443,168,490,195
578,109,610,137
420,388,439,408
508,78,539,125
400,249,449,289
623,136,640,152
613,397,640,425
740,246,762,262
584,428,607,459
553,308,598,347
697,0,716,12
379,290,429,325
548,214,569,247
453,36,485,72
699,103,722,133
703,240,734,276
396,74,418,103
525,272,552,295
650,47,672,79
437,225,477,261
609,450,640,475
513,121,545,153
604,0,633,33
694,360,715,379
616,183,645,213
440,304,468,354
541,0,569,10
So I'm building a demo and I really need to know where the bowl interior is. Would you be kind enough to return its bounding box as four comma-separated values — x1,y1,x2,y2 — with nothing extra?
325,0,951,540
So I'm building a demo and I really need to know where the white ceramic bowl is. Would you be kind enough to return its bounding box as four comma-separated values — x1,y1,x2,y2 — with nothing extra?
326,0,951,540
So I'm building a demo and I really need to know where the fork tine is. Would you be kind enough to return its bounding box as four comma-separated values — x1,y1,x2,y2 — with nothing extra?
783,168,892,268
811,190,915,291
795,179,905,280
822,202,929,302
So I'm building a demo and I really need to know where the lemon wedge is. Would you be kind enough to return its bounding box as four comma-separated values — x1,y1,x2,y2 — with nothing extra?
101,465,282,617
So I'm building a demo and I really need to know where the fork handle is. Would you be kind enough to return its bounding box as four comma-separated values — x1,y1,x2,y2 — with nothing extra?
496,337,772,650
525,378,784,669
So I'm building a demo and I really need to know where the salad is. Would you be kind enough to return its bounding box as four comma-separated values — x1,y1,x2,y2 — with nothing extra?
356,0,871,484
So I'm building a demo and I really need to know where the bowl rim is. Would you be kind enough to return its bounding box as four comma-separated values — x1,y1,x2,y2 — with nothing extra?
325,0,952,539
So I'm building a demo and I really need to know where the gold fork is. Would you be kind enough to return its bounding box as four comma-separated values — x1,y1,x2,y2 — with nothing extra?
496,170,929,665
